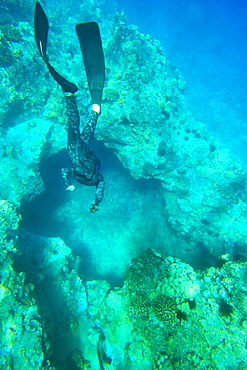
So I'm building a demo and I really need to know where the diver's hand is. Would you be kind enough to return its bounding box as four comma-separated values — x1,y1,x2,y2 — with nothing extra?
90,204,98,213
66,185,75,191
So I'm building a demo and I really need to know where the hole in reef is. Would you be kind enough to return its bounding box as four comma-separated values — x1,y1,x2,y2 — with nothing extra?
19,140,220,281
16,140,223,369
19,140,164,284
189,241,218,270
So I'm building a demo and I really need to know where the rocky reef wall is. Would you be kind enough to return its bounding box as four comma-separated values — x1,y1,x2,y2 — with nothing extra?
1,5,246,257
98,11,247,257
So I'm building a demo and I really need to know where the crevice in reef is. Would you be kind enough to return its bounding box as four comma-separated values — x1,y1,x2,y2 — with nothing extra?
19,140,220,278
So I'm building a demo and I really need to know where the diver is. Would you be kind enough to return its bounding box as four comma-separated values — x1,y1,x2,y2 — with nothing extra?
34,1,105,212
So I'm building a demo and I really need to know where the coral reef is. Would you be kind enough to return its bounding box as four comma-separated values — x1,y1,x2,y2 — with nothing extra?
0,1,246,259
0,200,45,368
67,349,91,370
97,11,247,257
1,24,22,42
84,249,247,369
126,249,200,302
0,1,247,369
1,200,247,369
0,117,67,205
103,87,120,102
0,35,13,67
152,295,177,324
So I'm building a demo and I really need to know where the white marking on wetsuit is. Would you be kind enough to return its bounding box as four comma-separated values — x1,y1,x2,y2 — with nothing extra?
92,104,100,114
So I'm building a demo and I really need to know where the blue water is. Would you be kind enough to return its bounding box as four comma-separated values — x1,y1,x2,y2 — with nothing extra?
117,0,247,165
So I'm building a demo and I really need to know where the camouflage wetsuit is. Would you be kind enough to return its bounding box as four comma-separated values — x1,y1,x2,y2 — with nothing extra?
61,94,105,207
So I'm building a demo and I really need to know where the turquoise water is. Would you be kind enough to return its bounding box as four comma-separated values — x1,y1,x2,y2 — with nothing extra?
117,0,247,167
0,0,247,369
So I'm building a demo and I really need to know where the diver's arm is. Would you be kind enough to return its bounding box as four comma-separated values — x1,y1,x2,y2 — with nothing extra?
95,172,105,206
90,173,105,212
81,110,99,145
61,167,75,191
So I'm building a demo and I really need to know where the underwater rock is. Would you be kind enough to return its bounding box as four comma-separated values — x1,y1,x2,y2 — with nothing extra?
83,249,247,369
1,203,246,369
0,36,13,67
1,1,246,259
67,349,91,370
0,200,45,368
126,249,200,302
86,280,111,315
15,232,89,367
0,199,20,254
0,2,244,368
17,232,88,316
0,117,66,205
1,24,22,42
96,11,247,258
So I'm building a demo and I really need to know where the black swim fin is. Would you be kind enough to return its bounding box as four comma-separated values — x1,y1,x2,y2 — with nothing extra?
76,22,105,110
34,1,78,94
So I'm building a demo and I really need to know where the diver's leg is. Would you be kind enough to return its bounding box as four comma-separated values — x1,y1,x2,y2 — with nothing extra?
65,94,80,159
81,110,99,145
